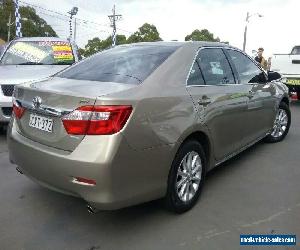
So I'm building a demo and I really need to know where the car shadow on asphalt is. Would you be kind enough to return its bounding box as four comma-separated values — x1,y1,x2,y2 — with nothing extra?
206,141,265,179
0,124,7,136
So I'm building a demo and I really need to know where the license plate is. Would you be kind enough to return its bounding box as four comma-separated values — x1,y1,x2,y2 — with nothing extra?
29,114,53,133
286,79,300,85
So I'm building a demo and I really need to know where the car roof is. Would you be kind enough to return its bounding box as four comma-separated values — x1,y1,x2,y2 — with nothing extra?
116,41,236,50
13,37,70,42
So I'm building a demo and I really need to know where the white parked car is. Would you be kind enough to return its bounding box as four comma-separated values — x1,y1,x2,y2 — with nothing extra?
0,37,80,130
271,46,300,98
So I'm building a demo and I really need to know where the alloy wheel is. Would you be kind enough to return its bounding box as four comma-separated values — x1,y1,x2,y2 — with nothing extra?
176,151,202,202
271,108,288,138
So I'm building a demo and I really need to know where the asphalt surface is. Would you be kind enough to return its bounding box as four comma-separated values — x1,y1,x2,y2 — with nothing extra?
0,103,300,250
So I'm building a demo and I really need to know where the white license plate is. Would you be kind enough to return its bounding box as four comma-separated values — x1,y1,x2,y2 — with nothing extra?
29,114,53,133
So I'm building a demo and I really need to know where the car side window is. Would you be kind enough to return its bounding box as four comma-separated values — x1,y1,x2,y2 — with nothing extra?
187,60,205,85
197,48,235,85
226,49,267,84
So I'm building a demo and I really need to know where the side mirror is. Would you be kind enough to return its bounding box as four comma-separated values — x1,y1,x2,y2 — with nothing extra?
268,71,281,82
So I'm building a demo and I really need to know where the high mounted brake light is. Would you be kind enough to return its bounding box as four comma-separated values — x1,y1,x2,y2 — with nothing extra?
62,105,133,135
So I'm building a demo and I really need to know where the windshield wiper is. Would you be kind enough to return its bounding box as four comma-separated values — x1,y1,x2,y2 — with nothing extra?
18,62,45,65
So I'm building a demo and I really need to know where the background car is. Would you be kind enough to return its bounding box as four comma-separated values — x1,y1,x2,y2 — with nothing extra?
271,45,300,98
0,37,80,131
0,45,5,57
8,42,290,213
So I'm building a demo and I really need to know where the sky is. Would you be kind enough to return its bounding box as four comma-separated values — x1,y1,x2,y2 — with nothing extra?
19,0,300,57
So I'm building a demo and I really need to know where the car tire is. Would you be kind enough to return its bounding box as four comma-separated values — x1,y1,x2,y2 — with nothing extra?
264,102,291,143
0,124,4,134
165,140,206,213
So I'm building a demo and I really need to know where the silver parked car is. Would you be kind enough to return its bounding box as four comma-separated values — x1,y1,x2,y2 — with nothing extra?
0,37,79,130
0,44,5,57
8,42,291,213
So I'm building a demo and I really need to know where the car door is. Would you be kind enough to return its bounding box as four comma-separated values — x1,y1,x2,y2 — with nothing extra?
186,47,249,161
225,49,277,145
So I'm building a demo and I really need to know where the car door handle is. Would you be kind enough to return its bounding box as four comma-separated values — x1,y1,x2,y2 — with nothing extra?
198,98,211,106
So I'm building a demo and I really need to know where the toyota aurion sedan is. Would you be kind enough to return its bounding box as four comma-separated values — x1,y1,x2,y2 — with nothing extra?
8,42,291,213
0,37,80,130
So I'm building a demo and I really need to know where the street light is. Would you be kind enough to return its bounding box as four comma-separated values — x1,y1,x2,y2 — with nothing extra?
68,7,78,41
242,12,263,52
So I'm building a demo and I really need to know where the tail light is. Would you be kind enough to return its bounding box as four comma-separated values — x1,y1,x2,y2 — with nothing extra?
62,105,133,135
12,99,25,119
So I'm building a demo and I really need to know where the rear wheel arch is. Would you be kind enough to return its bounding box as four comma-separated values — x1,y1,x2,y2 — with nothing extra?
185,131,211,160
165,136,207,213
179,131,211,167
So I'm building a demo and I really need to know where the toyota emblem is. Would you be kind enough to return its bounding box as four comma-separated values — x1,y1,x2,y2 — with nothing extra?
32,96,42,109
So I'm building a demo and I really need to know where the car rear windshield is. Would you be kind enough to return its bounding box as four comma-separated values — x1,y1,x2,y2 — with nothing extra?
0,41,75,65
57,45,180,84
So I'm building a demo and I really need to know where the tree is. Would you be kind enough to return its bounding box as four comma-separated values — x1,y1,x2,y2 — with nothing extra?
127,23,162,43
0,0,57,41
185,29,220,42
80,23,162,57
20,6,57,38
82,34,127,57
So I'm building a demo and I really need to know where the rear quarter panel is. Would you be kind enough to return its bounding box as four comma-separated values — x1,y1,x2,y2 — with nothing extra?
95,44,210,150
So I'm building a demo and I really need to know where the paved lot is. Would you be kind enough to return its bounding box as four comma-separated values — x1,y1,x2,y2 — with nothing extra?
0,103,300,250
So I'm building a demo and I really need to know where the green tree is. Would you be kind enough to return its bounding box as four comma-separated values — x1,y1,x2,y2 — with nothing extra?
0,0,57,41
185,29,220,42
127,23,162,43
20,6,57,38
82,34,127,57
80,23,162,57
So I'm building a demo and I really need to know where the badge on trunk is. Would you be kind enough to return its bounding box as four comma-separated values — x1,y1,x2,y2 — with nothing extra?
32,96,42,109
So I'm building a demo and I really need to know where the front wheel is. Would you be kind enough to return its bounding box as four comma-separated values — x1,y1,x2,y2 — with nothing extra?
264,102,291,143
165,140,206,213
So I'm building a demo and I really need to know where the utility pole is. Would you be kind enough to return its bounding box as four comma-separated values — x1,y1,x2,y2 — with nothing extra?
108,5,122,47
242,12,263,52
242,12,250,52
7,13,13,42
73,18,77,43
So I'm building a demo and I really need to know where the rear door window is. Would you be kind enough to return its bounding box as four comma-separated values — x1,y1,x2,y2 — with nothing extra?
187,60,205,85
197,48,235,85
226,49,267,84
58,45,180,84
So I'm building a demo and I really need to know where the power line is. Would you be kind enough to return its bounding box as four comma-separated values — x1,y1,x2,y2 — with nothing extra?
19,0,112,29
19,0,134,35
19,0,69,18
17,1,135,46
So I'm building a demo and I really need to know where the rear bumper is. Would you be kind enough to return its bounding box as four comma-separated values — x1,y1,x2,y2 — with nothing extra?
8,119,174,210
0,95,12,123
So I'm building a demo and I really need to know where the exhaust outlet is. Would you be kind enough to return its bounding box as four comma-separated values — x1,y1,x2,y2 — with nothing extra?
16,167,23,174
86,204,99,214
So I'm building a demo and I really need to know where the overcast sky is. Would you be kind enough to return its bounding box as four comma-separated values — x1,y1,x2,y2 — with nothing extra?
21,0,300,57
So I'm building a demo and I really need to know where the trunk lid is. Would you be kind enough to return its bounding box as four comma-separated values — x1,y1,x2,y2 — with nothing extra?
14,77,136,151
